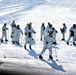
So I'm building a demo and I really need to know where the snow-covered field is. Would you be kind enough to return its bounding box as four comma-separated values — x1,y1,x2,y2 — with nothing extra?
0,0,76,74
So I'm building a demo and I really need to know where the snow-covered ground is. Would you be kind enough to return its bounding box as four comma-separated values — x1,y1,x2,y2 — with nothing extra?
0,0,76,74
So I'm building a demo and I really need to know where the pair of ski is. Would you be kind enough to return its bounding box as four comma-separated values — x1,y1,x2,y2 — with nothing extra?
67,42,76,46
0,39,8,45
39,56,58,61
68,43,76,46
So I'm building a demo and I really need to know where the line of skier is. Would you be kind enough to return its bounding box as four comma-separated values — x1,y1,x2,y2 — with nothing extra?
39,22,58,59
60,23,76,45
0,21,36,50
0,21,76,60
0,20,23,45
40,22,76,59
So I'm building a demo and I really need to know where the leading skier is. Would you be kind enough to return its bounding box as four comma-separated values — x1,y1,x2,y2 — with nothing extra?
39,31,54,60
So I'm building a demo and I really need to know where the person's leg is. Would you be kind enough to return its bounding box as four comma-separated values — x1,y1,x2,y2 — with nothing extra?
29,44,32,50
49,47,53,59
61,33,65,40
24,42,27,49
41,33,42,41
67,36,71,45
5,32,8,41
73,37,76,45
1,31,4,43
39,47,46,59
24,37,28,49
63,33,65,40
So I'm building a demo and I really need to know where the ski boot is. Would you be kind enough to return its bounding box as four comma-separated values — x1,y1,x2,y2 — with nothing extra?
41,38,42,41
29,45,32,50
53,42,57,45
16,41,20,45
1,39,3,43
61,38,65,41
24,45,26,49
73,43,76,45
49,55,53,60
39,55,43,59
12,41,15,44
67,42,69,45
5,39,8,42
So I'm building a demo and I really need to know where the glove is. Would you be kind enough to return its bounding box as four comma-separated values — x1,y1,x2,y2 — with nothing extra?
56,30,58,33
34,32,36,34
46,42,48,44
60,28,63,33
11,36,13,38
3,29,5,31
12,26,13,28
47,31,49,33
25,33,27,35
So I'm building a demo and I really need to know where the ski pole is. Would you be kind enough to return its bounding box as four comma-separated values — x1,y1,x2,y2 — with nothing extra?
54,45,58,61
20,34,23,45
7,28,9,41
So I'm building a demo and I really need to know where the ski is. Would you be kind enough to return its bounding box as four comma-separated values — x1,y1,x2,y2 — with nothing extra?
48,57,58,61
39,56,58,61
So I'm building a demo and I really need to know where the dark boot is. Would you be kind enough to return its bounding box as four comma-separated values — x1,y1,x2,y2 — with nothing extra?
67,42,69,45
49,55,53,59
1,39,3,43
73,43,76,45
53,42,57,45
41,38,42,41
5,39,8,42
12,41,15,44
29,45,32,50
16,41,20,45
24,45,26,49
39,55,43,59
61,38,65,41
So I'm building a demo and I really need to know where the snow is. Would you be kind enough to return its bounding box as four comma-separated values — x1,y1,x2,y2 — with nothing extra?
0,0,76,74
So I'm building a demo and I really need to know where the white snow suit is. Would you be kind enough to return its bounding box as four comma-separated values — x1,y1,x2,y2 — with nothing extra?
15,27,23,44
11,26,17,43
40,35,53,57
10,22,16,33
72,27,76,44
1,24,8,41
60,24,67,40
46,25,53,36
67,26,74,43
24,26,36,46
52,29,58,44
